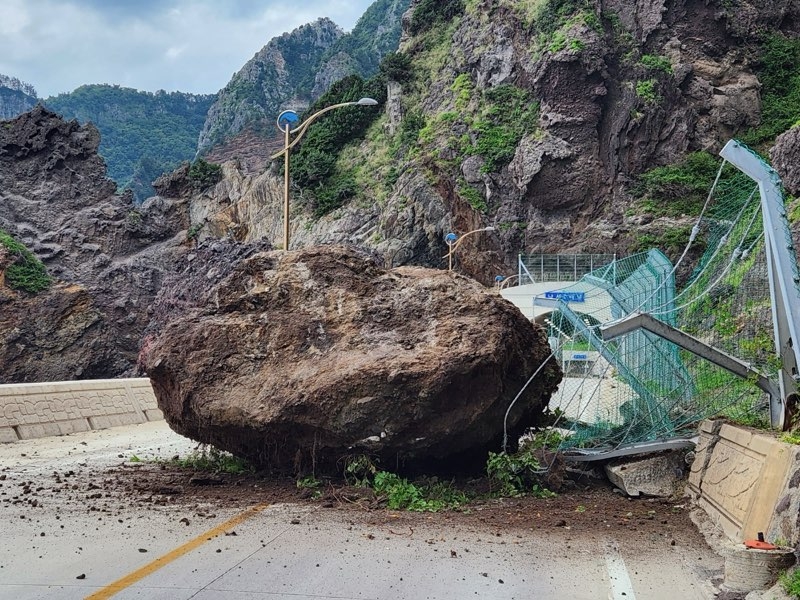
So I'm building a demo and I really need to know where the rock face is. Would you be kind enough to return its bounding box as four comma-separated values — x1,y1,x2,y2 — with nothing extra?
198,1,410,164
0,107,191,382
771,126,800,196
141,244,561,472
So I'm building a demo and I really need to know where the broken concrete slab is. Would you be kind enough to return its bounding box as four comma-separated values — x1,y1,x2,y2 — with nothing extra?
605,451,687,497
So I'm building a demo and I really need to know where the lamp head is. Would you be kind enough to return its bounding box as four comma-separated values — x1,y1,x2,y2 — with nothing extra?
483,226,495,231
356,97,379,106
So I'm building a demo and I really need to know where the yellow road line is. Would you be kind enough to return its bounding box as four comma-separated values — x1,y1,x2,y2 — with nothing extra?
84,503,270,600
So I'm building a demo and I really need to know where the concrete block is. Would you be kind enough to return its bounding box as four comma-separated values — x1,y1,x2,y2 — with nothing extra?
88,412,145,430
55,419,91,435
16,422,63,440
606,451,686,497
0,427,19,443
144,409,164,422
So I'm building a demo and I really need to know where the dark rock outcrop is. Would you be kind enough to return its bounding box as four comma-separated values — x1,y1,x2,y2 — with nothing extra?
0,107,191,382
141,244,560,473
771,126,800,197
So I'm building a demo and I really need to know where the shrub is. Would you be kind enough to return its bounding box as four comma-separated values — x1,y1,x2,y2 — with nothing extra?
486,450,556,498
639,54,673,74
379,52,414,83
0,229,51,293
188,158,222,189
635,79,660,104
409,0,465,36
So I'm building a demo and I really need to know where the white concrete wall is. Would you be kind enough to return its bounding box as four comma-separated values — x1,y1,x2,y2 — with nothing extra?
688,420,800,544
0,378,163,443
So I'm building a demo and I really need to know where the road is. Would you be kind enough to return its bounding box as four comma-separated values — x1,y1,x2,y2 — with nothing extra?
0,421,722,599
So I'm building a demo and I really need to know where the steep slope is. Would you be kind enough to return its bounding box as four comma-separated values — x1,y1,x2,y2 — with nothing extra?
0,107,191,381
198,0,410,169
45,85,215,203
0,74,37,120
196,18,344,166
174,0,800,285
310,0,411,97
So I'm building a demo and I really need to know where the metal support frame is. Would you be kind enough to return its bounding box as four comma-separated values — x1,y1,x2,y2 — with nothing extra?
600,312,780,403
720,140,800,429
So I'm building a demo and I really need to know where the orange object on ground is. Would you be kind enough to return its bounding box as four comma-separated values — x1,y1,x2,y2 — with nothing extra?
745,539,778,550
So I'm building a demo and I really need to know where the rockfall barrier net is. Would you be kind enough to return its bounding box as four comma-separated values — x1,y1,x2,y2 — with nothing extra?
515,142,800,453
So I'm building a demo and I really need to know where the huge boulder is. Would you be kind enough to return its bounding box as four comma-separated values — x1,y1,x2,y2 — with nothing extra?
140,244,561,473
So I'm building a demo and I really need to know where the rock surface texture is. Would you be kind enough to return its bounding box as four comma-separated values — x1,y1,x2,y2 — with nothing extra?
141,244,561,472
175,0,800,285
0,107,191,381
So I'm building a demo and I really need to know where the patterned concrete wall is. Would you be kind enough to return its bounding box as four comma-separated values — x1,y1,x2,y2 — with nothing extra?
0,378,163,443
688,420,800,544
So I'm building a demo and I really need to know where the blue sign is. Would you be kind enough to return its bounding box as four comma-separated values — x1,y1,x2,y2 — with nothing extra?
571,353,589,360
544,291,585,303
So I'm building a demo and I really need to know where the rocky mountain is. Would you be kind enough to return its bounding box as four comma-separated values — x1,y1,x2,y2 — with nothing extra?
0,74,37,120
4,0,800,383
198,0,410,169
44,85,216,203
176,0,800,285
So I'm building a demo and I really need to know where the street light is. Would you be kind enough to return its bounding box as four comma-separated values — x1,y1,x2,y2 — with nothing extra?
271,97,379,251
495,274,520,290
442,226,495,271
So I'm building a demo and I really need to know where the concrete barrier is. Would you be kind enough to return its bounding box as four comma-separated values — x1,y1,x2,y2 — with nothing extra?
688,420,800,545
0,378,163,443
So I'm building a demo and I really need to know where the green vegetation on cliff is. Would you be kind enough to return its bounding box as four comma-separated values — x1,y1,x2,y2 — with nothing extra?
291,75,386,216
743,33,800,147
0,229,50,293
45,85,215,203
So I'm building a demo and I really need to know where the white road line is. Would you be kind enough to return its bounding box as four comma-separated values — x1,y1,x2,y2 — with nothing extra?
605,541,637,600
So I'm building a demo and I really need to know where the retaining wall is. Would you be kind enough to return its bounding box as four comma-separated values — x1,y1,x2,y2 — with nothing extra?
688,420,800,545
0,378,163,443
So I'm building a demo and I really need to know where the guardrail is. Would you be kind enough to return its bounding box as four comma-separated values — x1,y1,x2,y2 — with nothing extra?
0,378,162,442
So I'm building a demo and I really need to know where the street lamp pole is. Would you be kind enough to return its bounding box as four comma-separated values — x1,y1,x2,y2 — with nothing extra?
271,97,379,251
442,226,495,271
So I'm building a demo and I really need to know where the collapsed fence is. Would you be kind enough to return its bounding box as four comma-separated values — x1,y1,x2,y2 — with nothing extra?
506,141,800,456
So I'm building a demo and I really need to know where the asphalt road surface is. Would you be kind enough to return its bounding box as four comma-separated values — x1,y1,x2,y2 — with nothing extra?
0,421,722,599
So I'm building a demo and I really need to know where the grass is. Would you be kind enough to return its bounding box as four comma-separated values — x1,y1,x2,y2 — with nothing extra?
781,568,800,598
154,446,254,474
0,228,51,293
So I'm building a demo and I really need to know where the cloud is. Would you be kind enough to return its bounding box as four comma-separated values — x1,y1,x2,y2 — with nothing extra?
0,0,377,98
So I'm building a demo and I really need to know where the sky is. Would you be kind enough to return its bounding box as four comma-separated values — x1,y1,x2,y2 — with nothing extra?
0,0,377,98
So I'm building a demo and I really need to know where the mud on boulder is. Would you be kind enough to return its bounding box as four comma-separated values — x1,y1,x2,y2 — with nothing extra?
140,244,561,473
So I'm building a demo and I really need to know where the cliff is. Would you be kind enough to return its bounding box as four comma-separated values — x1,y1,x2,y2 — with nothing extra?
0,107,190,381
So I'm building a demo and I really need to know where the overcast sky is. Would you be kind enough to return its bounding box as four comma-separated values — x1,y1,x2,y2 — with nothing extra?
0,0,376,98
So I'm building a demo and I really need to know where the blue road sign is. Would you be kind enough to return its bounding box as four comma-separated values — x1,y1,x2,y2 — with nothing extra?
544,291,585,303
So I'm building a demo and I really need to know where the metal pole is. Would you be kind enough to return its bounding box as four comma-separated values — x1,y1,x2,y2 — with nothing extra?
283,124,290,251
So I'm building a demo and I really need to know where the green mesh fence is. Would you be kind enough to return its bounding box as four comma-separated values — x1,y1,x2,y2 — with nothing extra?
529,145,791,452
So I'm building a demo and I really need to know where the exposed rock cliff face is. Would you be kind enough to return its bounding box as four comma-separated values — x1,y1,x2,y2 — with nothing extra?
198,0,410,166
197,19,345,161
141,244,560,472
173,0,800,284
770,125,800,250
0,107,190,381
